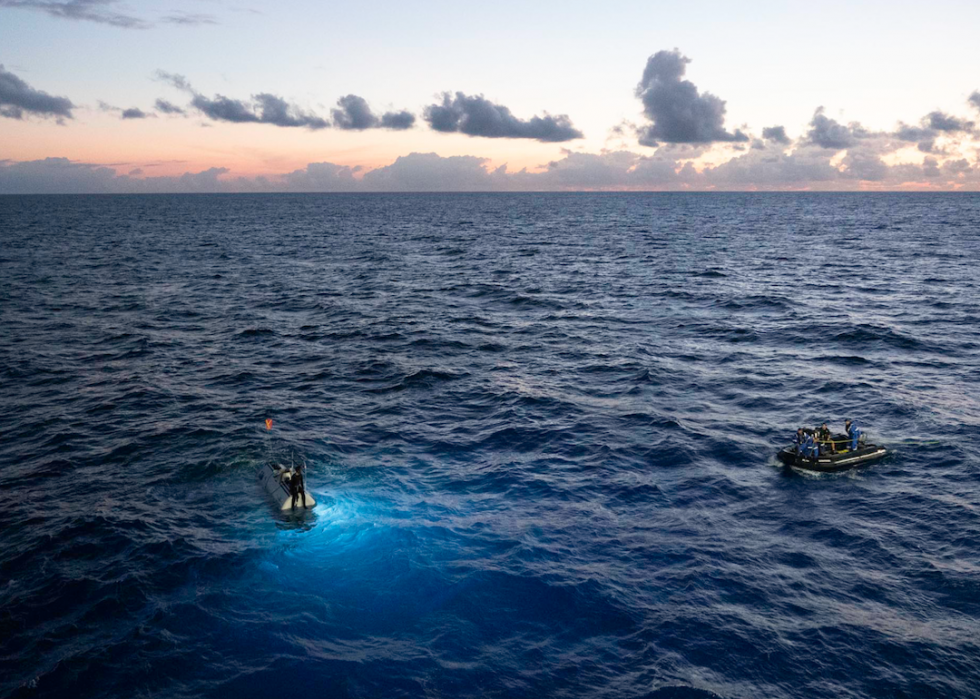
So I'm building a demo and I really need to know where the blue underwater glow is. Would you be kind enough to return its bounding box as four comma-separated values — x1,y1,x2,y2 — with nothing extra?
1,193,979,699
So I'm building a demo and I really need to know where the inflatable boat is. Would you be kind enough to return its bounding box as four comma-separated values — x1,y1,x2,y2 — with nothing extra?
777,436,889,473
259,462,316,510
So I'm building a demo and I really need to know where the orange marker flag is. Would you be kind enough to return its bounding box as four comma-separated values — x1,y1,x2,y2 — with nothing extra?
265,418,273,430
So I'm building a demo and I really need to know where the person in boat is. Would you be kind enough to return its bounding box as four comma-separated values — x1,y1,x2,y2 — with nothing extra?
818,423,835,454
793,428,807,456
844,420,861,451
288,464,307,509
804,431,820,461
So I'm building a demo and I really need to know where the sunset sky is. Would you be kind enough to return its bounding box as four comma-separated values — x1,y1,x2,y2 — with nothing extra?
2,0,980,191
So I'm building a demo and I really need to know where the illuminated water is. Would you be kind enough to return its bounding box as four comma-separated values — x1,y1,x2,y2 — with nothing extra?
1,193,979,698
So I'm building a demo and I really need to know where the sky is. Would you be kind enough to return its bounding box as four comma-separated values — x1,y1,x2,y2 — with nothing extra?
2,0,980,192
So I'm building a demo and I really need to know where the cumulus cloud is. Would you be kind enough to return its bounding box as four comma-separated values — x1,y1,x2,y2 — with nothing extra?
0,157,251,193
634,49,747,146
893,108,975,153
423,91,583,142
761,126,790,145
0,64,74,120
380,110,415,130
331,94,415,130
281,162,361,191
156,71,328,129
3,148,980,195
805,107,870,149
926,110,973,132
970,91,980,112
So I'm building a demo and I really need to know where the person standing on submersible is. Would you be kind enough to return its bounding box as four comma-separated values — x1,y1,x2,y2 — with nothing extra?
289,463,307,509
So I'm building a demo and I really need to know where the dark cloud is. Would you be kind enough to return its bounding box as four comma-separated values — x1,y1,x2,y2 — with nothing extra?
154,98,185,115
925,110,973,132
761,126,790,145
634,49,747,146
895,124,932,142
331,94,377,129
189,93,258,123
157,71,328,129
423,91,582,142
331,94,415,131
805,107,868,149
380,110,415,130
970,91,980,112
0,64,74,120
0,0,147,28
251,93,328,129
894,108,974,153
100,101,151,119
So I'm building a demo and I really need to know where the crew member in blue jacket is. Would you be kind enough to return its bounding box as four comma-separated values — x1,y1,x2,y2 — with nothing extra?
844,419,861,451
804,431,819,460
794,428,807,456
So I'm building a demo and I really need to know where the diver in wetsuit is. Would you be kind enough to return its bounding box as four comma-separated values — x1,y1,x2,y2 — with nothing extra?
844,419,861,451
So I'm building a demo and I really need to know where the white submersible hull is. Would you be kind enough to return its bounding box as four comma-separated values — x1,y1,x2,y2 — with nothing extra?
259,462,316,510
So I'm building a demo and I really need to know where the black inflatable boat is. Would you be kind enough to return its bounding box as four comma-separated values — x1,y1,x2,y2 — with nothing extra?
777,438,889,472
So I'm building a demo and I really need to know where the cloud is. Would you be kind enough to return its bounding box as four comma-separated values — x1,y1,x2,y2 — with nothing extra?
634,49,747,146
0,0,147,28
155,70,193,93
99,100,152,119
156,71,328,129
925,110,973,132
761,126,790,145
331,94,375,129
380,110,415,130
970,91,980,112
0,157,242,193
893,108,975,153
161,11,216,26
0,64,74,120
423,91,582,142
2,149,979,194
362,152,514,190
154,98,185,115
330,94,415,130
281,162,361,191
0,0,220,27
805,107,870,149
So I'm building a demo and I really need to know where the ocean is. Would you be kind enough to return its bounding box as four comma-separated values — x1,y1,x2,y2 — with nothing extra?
1,192,979,698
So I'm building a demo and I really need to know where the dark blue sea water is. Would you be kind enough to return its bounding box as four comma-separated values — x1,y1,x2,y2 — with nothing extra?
2,193,979,699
